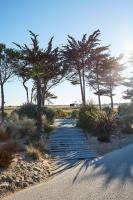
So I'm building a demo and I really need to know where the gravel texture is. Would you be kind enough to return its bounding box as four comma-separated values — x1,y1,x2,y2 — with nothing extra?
87,132,133,155
0,153,54,199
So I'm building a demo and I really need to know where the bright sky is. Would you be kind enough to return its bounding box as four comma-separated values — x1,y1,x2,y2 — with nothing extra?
1,0,133,105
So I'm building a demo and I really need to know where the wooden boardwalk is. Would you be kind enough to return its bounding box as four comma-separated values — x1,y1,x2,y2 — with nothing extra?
48,119,97,173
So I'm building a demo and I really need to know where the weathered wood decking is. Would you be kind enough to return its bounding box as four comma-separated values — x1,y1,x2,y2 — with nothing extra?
48,119,97,172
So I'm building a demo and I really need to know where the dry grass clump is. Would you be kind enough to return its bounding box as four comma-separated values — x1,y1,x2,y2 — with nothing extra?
26,145,42,160
42,117,53,133
18,117,36,136
32,138,49,154
8,114,37,138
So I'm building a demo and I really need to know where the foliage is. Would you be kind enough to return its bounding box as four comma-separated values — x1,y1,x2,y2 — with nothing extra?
118,103,133,115
62,30,101,106
122,114,133,134
43,107,56,124
0,44,15,121
17,103,37,119
88,46,109,110
98,56,123,110
32,139,49,154
55,109,69,118
14,31,65,132
118,103,133,134
17,117,36,136
6,114,37,140
71,110,79,118
96,112,116,142
42,117,53,133
77,105,116,142
77,105,99,132
123,77,133,102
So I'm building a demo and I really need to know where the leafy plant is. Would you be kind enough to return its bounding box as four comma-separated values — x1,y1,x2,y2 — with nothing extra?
96,112,116,142
71,110,79,119
44,108,56,124
17,103,37,119
118,103,133,134
77,105,99,132
42,117,53,133
118,103,133,116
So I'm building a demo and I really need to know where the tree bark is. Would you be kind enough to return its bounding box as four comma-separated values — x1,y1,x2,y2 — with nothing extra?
110,92,114,111
36,78,42,133
82,68,86,106
109,82,113,111
96,64,101,110
41,91,45,107
23,80,29,103
1,83,5,122
98,94,101,110
78,70,85,106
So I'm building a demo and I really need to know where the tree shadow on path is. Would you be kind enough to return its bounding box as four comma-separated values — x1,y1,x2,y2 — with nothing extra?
73,144,133,187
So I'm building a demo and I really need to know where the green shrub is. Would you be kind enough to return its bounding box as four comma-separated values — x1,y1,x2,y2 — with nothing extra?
55,109,69,118
71,110,79,119
118,103,133,115
77,105,116,142
44,108,56,124
122,113,133,134
96,112,116,142
77,105,99,132
17,103,37,119
118,103,133,134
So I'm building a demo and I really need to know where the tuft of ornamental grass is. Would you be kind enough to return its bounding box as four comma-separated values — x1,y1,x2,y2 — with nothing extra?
26,145,42,160
42,117,53,133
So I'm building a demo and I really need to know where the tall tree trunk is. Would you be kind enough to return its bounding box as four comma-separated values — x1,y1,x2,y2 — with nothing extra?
82,68,86,106
110,92,114,111
31,87,34,103
96,64,101,110
1,83,5,122
23,80,29,103
42,94,45,107
78,70,85,106
41,88,45,108
31,84,36,103
36,78,42,133
109,82,113,111
98,94,101,110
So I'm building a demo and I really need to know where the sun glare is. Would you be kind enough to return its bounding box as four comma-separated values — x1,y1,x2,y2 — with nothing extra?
121,33,133,64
